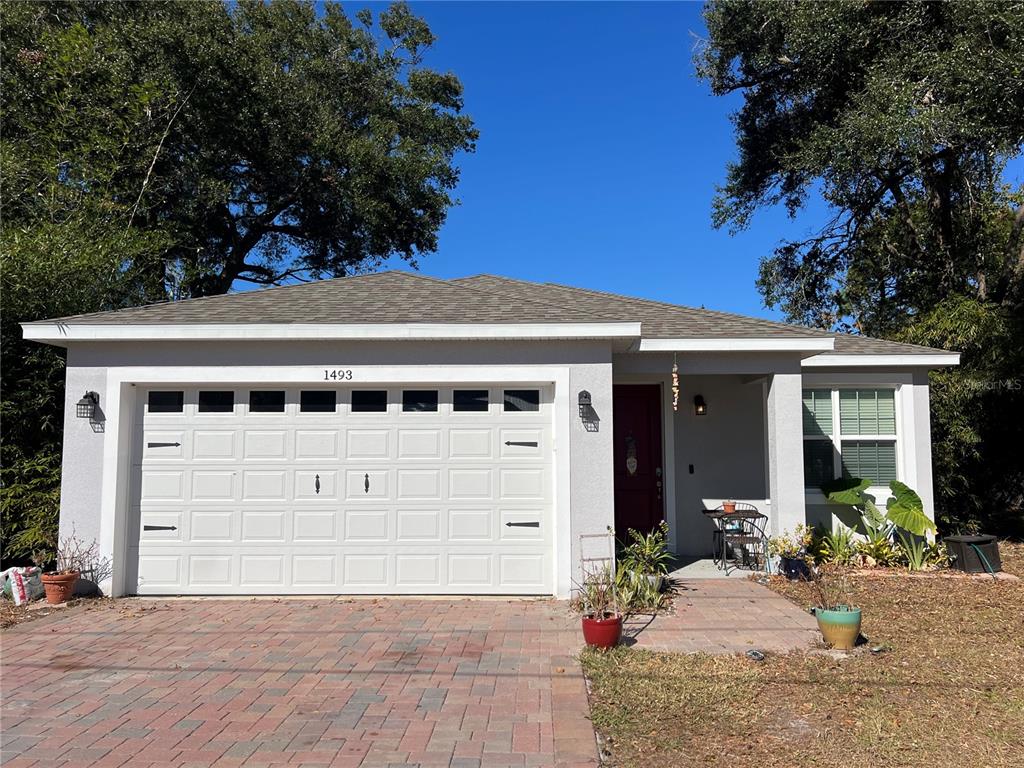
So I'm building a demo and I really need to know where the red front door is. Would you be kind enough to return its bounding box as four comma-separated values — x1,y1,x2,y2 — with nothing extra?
613,384,664,536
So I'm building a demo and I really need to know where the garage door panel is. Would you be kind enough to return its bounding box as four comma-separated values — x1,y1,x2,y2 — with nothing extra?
242,510,287,542
142,471,186,502
343,554,388,586
398,429,442,458
346,469,388,499
344,509,389,541
499,468,545,499
134,385,553,595
397,509,442,541
296,430,339,460
143,432,186,461
241,471,285,501
396,554,441,586
190,510,234,542
449,429,492,459
449,469,491,499
499,429,544,458
188,555,233,586
292,555,336,586
448,509,493,541
396,469,441,500
241,555,285,586
193,471,236,501
346,430,390,459
244,430,288,460
293,510,338,542
448,554,491,587
294,470,337,500
138,511,184,542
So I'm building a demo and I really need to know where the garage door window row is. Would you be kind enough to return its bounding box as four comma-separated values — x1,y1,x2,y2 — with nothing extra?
148,388,541,415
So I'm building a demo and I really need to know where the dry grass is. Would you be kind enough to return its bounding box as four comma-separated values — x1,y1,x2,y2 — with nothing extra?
583,542,1024,768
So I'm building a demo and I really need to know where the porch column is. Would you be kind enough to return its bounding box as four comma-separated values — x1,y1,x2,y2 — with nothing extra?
765,371,806,536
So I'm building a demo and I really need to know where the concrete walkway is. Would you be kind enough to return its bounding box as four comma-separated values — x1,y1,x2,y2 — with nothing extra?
0,598,599,768
623,578,819,654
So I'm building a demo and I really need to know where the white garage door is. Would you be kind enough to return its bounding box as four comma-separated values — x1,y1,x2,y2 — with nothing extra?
129,385,553,595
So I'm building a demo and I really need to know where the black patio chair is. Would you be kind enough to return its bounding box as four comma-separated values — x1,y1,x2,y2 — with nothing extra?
710,503,768,574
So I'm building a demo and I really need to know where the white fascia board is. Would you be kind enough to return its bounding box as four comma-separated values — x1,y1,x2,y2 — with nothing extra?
22,321,642,345
637,337,835,352
802,353,960,368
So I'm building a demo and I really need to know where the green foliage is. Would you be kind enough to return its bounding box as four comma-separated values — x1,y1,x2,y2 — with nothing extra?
813,526,858,567
2,0,477,296
699,1,1024,534
886,481,936,537
614,566,667,614
618,522,673,575
768,524,814,559
897,532,928,572
0,452,61,562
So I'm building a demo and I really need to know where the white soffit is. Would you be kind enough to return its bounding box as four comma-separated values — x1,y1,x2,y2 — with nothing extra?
22,321,642,345
802,353,960,368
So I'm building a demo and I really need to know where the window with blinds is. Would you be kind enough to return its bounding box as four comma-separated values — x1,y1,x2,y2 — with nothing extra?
802,387,898,488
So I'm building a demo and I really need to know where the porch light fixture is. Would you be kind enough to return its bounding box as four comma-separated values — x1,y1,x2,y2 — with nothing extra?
578,390,592,418
76,391,99,419
693,394,707,416
578,390,600,432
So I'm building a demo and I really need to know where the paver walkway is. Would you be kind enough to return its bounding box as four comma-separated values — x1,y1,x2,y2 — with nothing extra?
623,578,819,654
0,599,599,768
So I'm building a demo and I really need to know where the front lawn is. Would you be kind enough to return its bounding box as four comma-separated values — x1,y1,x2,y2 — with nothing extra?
583,541,1024,768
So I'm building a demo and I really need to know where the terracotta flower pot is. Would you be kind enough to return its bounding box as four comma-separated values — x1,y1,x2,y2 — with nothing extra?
41,571,79,605
581,613,623,649
722,501,737,514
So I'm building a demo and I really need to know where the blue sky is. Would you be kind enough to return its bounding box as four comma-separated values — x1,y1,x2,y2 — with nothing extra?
344,1,1023,321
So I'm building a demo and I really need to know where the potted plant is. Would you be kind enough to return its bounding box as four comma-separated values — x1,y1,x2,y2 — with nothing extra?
39,535,98,605
619,522,672,592
721,499,737,514
768,524,813,580
808,566,861,650
571,565,622,649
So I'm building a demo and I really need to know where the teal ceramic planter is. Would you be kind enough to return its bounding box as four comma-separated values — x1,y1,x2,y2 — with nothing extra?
814,605,862,650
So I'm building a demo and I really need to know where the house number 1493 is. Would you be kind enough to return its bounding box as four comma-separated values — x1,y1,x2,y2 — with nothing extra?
323,369,353,381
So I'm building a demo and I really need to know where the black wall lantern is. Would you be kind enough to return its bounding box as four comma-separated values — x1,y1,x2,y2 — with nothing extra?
578,390,592,418
578,390,600,432
76,391,99,419
693,394,707,416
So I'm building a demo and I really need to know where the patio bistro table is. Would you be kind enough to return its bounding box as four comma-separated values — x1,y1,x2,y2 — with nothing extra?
702,508,768,573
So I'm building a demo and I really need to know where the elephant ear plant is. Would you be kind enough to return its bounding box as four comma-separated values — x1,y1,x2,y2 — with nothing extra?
822,478,936,570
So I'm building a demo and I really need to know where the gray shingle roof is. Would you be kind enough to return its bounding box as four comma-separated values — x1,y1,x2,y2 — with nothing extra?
452,275,952,356
29,270,953,356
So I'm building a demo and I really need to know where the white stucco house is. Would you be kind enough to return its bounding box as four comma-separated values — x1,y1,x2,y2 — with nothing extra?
23,271,959,598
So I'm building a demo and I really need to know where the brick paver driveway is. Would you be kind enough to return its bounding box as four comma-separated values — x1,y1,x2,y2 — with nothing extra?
1,599,599,768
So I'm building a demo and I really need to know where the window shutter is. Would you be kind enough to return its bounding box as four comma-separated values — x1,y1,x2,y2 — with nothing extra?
841,440,897,483
840,389,896,436
802,389,833,436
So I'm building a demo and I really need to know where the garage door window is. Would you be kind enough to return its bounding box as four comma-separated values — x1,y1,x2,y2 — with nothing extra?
249,390,285,413
403,390,438,412
300,390,336,413
148,391,184,413
503,389,540,412
454,389,489,412
351,390,387,412
198,391,234,413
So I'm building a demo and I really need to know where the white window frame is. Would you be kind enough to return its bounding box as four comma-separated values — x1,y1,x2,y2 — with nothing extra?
803,386,901,488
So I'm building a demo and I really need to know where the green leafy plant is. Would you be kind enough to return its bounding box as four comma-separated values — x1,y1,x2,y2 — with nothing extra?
821,478,938,570
618,522,672,575
613,565,666,614
898,532,928,572
814,525,858,566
